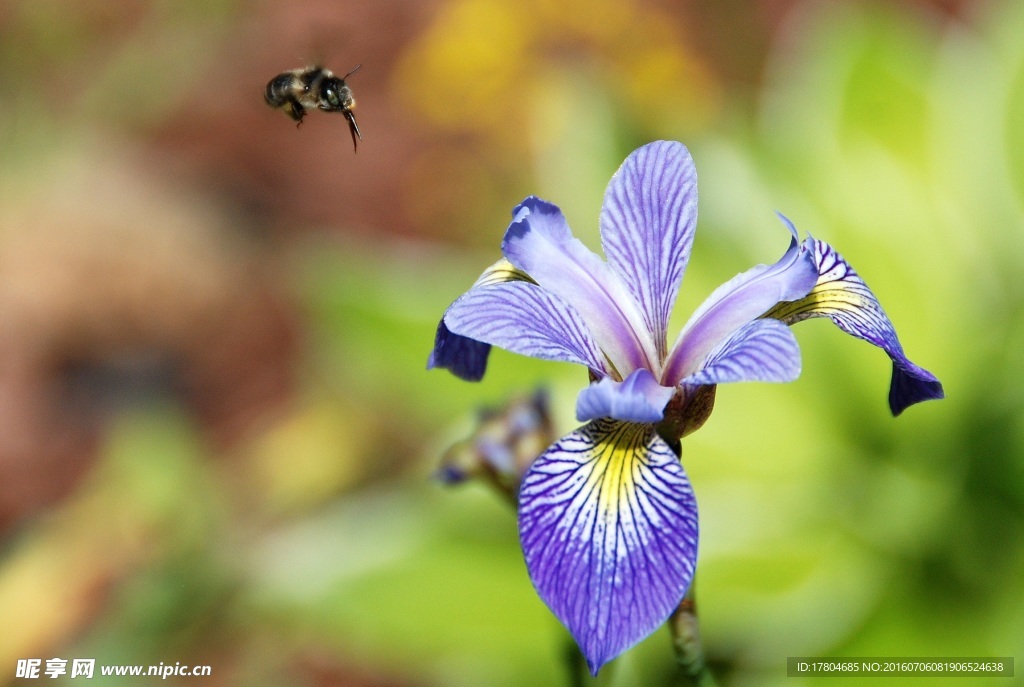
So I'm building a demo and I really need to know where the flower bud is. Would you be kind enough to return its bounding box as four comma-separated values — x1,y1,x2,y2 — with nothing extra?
436,389,555,502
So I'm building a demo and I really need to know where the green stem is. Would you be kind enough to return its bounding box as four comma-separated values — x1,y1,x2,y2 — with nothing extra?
669,583,718,687
562,633,587,687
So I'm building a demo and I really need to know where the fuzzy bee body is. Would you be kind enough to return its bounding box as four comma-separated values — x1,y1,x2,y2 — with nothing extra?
265,65,362,151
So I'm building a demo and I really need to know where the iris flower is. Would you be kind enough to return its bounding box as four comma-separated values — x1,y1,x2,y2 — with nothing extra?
428,141,942,674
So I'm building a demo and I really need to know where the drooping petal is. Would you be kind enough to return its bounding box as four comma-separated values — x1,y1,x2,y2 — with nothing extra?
679,318,801,386
764,237,944,415
662,216,818,384
519,420,698,675
428,259,536,381
501,197,660,378
445,281,608,374
576,369,676,423
600,141,698,358
427,319,492,381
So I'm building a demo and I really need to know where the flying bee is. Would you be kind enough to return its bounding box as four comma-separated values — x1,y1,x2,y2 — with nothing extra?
265,64,362,151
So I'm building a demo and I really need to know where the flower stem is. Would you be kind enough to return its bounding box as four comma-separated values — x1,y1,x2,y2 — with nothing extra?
562,632,587,687
669,583,718,687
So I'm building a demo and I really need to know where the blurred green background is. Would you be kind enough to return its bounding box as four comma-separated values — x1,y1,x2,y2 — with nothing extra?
0,0,1020,685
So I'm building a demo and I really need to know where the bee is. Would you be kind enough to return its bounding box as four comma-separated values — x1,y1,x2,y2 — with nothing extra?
265,64,362,151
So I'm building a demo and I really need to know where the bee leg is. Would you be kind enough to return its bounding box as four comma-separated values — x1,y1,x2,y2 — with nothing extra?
343,110,361,152
285,99,306,127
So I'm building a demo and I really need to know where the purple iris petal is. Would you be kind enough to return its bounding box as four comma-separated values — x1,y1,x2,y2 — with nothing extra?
889,361,944,416
519,419,698,676
680,318,801,386
576,369,676,423
600,141,698,358
428,258,536,382
444,282,608,374
663,217,818,384
427,319,491,381
501,197,659,377
765,238,943,415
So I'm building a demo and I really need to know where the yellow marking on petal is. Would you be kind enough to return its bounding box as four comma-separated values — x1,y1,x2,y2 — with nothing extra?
473,258,536,287
587,423,650,523
766,282,869,320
